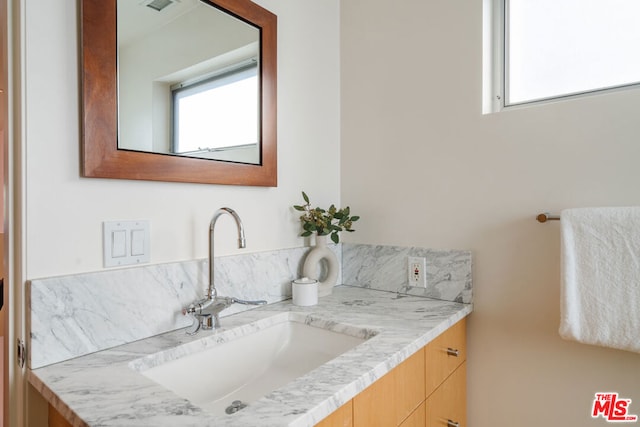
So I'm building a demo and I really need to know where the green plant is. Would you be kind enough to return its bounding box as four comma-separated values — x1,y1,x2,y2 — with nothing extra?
293,191,360,243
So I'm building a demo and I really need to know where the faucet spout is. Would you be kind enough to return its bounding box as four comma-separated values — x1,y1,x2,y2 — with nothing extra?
208,207,245,299
183,207,265,335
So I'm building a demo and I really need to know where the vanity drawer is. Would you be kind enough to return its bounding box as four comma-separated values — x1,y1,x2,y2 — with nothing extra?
353,348,425,426
425,318,466,398
425,362,466,427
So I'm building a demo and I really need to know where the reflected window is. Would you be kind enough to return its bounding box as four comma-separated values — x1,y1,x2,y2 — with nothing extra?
171,62,259,160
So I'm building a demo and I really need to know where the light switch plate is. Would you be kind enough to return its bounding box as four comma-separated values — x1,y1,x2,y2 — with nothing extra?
103,220,150,267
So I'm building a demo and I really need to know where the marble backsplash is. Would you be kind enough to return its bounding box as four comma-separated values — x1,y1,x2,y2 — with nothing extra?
28,243,471,369
342,243,472,304
28,245,341,369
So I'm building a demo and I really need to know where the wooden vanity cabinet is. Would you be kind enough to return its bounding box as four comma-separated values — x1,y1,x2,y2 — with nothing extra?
316,350,426,427
425,362,466,427
425,318,466,427
353,348,425,426
48,404,72,427
425,318,466,397
400,402,426,427
317,319,467,427
316,400,353,427
317,317,467,427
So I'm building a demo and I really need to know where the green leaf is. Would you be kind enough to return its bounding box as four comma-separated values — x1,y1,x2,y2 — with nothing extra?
294,192,359,241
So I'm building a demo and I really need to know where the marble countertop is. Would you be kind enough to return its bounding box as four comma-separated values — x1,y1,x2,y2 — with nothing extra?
28,286,472,427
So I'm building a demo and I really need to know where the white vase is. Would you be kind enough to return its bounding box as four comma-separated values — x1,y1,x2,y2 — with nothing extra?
302,234,339,297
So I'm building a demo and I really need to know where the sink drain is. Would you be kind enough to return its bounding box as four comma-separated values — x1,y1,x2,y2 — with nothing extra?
225,400,248,414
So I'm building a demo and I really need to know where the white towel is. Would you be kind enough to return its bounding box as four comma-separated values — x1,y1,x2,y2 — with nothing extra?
560,207,640,353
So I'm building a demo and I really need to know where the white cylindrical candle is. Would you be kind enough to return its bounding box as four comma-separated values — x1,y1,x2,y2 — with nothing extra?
291,277,318,306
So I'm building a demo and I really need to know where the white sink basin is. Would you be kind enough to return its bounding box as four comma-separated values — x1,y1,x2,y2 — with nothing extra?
131,312,375,416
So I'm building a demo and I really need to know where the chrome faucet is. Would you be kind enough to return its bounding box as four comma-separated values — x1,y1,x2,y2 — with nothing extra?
183,208,266,335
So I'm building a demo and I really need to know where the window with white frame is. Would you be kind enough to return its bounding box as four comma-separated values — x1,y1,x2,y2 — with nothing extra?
171,62,259,157
500,0,640,107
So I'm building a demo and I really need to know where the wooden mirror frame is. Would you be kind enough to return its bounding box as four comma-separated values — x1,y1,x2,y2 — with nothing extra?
80,0,277,186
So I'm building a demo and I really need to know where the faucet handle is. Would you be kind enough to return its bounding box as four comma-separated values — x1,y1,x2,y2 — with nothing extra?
231,297,267,306
182,303,196,316
184,309,201,335
184,309,214,335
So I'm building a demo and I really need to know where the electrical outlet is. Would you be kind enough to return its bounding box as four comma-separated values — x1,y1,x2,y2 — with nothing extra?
408,256,427,288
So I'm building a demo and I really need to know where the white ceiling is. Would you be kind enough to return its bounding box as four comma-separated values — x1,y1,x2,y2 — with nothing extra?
117,0,202,47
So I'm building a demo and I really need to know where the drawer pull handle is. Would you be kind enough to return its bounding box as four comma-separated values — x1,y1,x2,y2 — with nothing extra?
447,420,460,427
446,347,460,357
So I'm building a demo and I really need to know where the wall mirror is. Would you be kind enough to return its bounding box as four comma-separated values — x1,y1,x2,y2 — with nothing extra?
81,0,277,186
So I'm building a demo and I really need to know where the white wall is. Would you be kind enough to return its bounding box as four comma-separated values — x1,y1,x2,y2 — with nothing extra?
23,0,341,280
24,0,640,425
341,1,640,426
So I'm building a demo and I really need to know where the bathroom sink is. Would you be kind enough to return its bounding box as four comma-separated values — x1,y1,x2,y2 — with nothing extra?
131,312,375,416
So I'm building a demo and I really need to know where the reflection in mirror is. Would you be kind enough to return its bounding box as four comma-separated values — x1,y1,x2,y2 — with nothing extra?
117,0,261,164
81,0,277,186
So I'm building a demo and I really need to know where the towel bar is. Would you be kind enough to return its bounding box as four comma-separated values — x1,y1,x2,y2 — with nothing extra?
536,212,560,223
